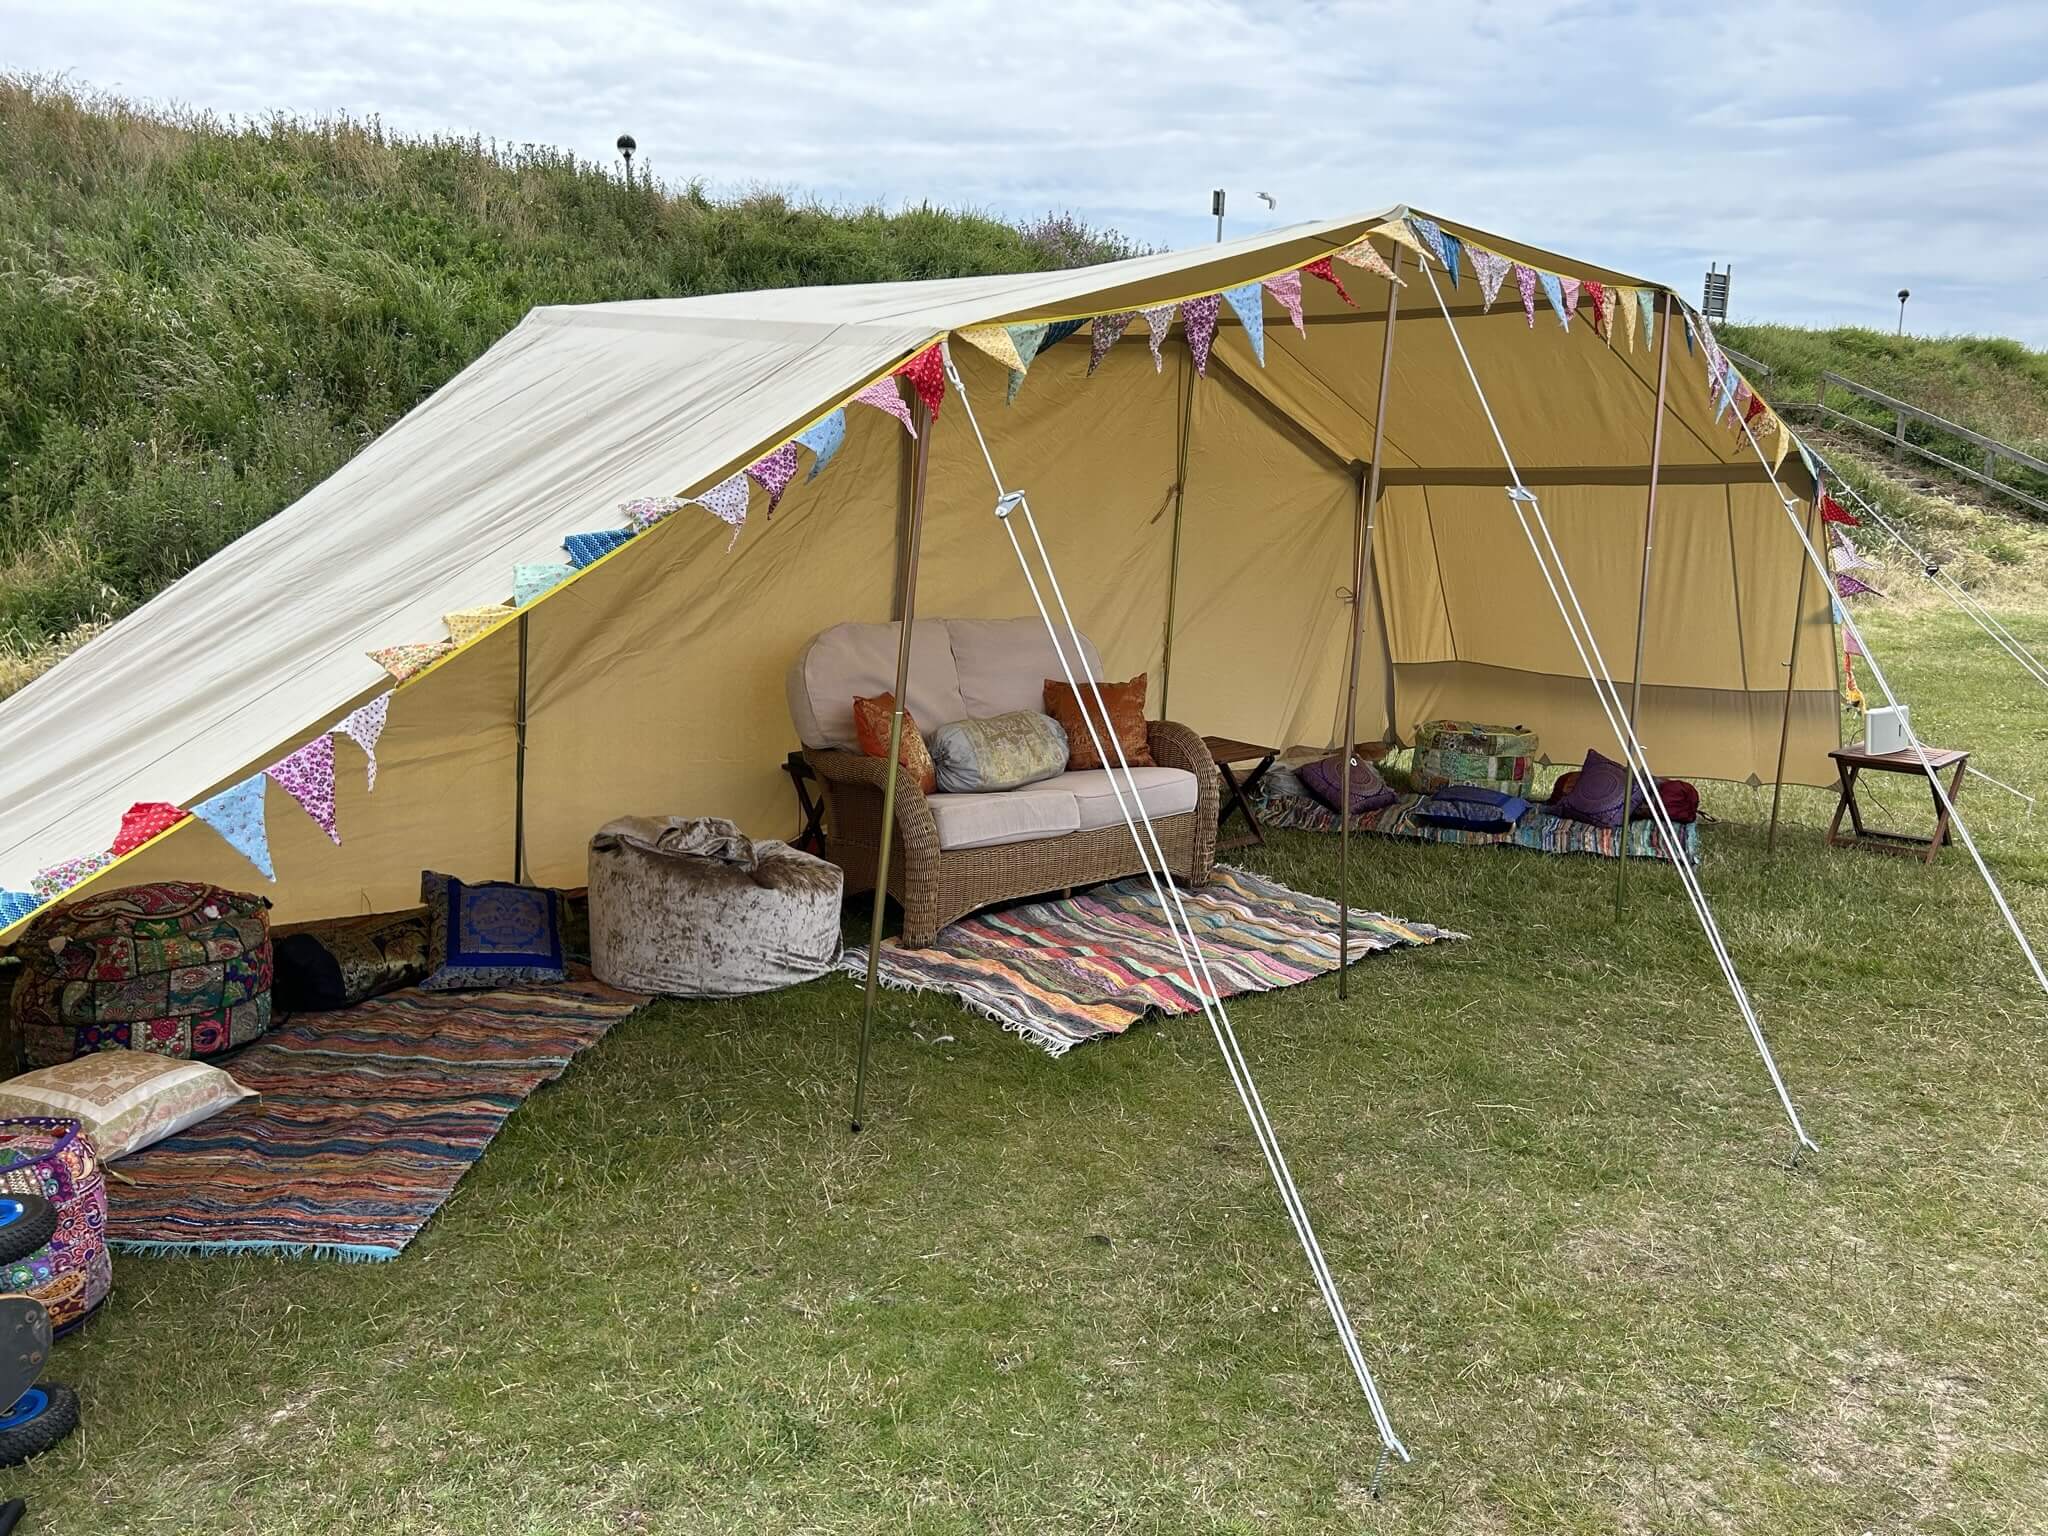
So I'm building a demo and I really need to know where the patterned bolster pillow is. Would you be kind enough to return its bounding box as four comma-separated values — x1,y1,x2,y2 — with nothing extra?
928,711,1071,793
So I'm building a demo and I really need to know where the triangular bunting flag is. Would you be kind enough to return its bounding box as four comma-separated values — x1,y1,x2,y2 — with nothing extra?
1141,306,1177,372
1221,283,1265,364
1407,216,1450,269
1515,265,1538,328
795,408,848,479
1716,366,1740,424
335,690,393,790
113,802,189,858
1830,531,1877,574
1845,624,1865,660
850,378,917,436
622,496,684,533
0,891,40,930
894,344,947,421
1835,572,1881,598
745,443,802,514
1821,494,1858,526
1744,391,1768,425
1584,281,1609,340
689,470,752,531
563,529,634,569
1772,415,1794,472
1334,238,1401,284
444,605,512,647
1618,287,1640,350
955,324,1027,374
1539,270,1569,328
267,733,340,845
1039,319,1086,353
1263,270,1305,335
1089,312,1137,374
1303,256,1356,308
514,563,573,606
1683,316,1695,354
1470,247,1511,310
1441,233,1464,289
1637,289,1657,351
1183,293,1223,377
192,775,275,882
1559,275,1582,326
368,642,452,683
1004,323,1050,404
31,852,112,901
1371,219,1431,259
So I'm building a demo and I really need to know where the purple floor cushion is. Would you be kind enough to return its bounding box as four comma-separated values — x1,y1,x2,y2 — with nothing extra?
1552,748,1632,827
1299,754,1398,815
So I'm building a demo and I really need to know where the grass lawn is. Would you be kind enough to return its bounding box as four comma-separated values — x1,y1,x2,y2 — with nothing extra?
16,602,2048,1533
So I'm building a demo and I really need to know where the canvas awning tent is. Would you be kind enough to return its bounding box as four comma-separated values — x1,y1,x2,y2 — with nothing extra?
0,205,1836,931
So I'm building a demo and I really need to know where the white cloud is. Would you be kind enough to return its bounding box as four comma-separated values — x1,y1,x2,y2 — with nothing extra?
12,0,2048,343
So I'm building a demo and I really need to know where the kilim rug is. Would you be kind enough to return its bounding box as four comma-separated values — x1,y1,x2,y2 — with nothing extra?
1251,783,1702,863
839,865,1460,1057
107,968,644,1261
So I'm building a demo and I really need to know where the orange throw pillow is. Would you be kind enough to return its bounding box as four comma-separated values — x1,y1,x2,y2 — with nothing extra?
852,693,936,794
1043,674,1153,771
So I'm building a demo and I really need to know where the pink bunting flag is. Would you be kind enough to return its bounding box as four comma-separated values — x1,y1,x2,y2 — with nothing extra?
1560,275,1582,322
1469,247,1511,310
1334,238,1401,284
1844,626,1865,659
1089,312,1136,374
1303,256,1356,309
1515,265,1538,328
335,691,392,790
690,470,752,531
894,344,947,422
1263,270,1306,335
267,734,340,845
1182,294,1223,377
745,443,801,514
851,378,916,436
113,802,189,858
32,852,113,901
622,496,683,532
1141,305,1177,372
1835,572,1881,599
1584,280,1610,339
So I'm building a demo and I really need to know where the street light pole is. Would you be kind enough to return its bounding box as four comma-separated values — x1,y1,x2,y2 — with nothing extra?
1896,288,1910,336
1212,188,1225,243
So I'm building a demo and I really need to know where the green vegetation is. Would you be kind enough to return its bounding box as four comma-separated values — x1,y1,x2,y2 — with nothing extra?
0,76,1137,676
18,597,2048,1533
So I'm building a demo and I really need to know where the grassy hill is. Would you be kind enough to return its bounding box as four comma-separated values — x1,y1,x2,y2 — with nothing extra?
0,76,1138,687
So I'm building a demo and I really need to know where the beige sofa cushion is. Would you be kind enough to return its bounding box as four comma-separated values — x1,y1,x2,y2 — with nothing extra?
926,787,1082,851
945,617,1105,719
788,621,965,751
1034,767,1198,831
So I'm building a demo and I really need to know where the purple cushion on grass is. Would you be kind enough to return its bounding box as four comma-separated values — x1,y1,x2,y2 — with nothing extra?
1552,747,1632,827
1298,754,1398,815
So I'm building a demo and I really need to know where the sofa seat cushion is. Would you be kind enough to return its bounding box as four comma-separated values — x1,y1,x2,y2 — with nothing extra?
1034,767,1198,831
926,788,1082,851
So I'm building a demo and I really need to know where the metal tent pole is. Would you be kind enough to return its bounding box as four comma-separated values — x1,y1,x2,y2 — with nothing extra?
852,384,934,1133
1616,294,1672,915
1339,241,1401,1001
1767,490,1820,855
513,612,530,884
1159,342,1197,720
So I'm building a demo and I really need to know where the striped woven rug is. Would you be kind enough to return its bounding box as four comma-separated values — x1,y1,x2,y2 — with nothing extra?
107,969,644,1262
841,865,1460,1057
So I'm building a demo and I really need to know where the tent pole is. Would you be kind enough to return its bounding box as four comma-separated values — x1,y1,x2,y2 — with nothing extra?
513,612,529,884
1767,491,1820,855
1159,342,1196,720
1616,294,1672,917
1340,241,1402,1002
853,385,933,1133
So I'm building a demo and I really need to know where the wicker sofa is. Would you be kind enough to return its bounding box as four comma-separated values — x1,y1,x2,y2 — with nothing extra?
787,618,1218,946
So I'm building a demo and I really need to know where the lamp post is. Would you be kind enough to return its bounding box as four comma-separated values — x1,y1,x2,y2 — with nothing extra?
1212,188,1225,243
618,133,637,188
1896,288,1910,336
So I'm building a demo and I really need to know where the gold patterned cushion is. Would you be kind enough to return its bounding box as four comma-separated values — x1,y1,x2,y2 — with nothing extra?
0,1053,254,1162
929,711,1070,793
852,693,937,794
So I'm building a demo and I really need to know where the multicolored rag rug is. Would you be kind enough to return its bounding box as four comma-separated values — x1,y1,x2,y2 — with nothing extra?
839,865,1459,1057
1252,783,1701,863
107,968,644,1262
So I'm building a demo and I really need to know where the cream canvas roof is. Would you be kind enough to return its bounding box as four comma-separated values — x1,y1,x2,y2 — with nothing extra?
0,206,1833,926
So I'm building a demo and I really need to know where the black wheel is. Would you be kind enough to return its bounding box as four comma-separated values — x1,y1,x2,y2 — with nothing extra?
0,1198,56,1269
0,1381,76,1466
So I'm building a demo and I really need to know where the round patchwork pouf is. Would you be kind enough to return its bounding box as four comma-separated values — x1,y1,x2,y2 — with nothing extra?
0,1119,110,1335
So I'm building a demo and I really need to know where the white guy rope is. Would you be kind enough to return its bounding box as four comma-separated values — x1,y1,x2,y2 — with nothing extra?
1721,346,2048,992
1966,764,2036,812
941,348,1411,1467
1418,262,1817,1151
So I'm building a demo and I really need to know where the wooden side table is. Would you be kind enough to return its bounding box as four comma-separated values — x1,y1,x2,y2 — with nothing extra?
781,751,828,856
1203,738,1280,850
1826,743,1969,863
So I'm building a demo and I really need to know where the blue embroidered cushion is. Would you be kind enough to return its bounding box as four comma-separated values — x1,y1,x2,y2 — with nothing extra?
419,872,567,991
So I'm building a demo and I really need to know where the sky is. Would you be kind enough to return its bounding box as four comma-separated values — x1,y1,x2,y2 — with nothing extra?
10,0,2048,344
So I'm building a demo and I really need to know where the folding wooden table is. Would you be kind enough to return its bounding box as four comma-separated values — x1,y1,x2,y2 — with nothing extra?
1826,742,1969,864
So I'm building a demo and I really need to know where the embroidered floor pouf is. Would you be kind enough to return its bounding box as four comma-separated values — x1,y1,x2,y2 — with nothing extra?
0,1119,111,1335
588,817,843,996
11,882,274,1068
1411,719,1541,796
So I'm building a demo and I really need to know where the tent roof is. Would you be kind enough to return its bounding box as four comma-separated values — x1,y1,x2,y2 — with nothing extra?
0,205,1800,902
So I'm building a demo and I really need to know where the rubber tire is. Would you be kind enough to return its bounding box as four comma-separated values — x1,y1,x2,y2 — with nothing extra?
0,1198,57,1269
0,1382,77,1467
